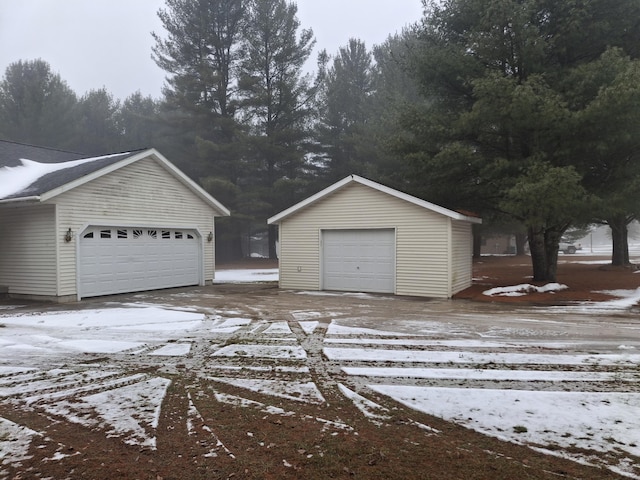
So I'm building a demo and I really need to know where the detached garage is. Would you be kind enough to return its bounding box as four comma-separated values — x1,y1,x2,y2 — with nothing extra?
267,175,481,299
0,141,229,301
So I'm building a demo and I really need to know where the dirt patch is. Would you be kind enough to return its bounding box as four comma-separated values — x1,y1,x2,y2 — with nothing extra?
455,254,640,305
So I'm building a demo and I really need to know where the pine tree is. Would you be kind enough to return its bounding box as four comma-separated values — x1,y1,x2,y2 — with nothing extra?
0,59,77,149
237,0,316,258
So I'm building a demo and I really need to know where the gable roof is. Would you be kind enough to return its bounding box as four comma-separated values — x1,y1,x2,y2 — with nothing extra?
0,140,230,216
267,174,481,225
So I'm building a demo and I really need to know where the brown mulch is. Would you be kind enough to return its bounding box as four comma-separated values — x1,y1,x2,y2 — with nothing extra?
455,254,640,305
220,254,640,306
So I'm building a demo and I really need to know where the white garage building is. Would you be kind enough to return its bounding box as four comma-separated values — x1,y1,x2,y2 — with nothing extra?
268,175,481,298
0,141,229,301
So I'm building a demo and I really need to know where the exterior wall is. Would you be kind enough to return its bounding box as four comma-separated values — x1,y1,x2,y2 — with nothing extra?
50,157,217,297
450,220,474,295
278,183,453,298
0,204,58,296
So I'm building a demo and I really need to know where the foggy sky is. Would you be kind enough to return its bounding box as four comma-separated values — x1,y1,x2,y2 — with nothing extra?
0,0,423,101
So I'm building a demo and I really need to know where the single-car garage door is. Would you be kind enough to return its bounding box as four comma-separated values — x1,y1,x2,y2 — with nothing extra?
79,226,201,298
322,229,395,294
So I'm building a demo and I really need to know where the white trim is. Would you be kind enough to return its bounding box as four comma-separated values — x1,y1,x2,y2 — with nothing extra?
268,174,481,225
0,195,40,204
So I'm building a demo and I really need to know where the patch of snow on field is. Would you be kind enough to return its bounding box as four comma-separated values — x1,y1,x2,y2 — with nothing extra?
338,383,390,425
0,417,39,465
324,347,640,366
213,269,278,283
0,307,204,329
262,322,293,335
370,385,640,478
298,321,319,334
149,343,191,356
212,344,307,359
210,317,252,333
592,288,640,309
82,377,171,448
0,306,203,356
210,377,325,404
33,374,171,449
483,283,568,297
343,367,637,382
57,339,144,353
326,324,413,336
0,367,35,375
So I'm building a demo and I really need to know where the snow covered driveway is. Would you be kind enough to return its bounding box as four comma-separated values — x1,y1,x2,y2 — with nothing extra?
1,282,639,478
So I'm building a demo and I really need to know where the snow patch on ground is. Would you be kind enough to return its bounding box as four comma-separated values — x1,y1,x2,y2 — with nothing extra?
213,269,278,283
370,385,640,475
212,344,307,359
0,417,39,466
209,377,325,404
483,283,568,297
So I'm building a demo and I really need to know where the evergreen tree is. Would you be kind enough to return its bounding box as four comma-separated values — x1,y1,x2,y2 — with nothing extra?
315,39,374,181
152,0,249,260
118,92,162,151
152,0,246,179
404,0,640,280
72,88,121,155
0,59,77,149
237,0,316,258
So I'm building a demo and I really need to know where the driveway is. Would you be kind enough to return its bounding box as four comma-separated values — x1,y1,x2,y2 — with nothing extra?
1,283,639,479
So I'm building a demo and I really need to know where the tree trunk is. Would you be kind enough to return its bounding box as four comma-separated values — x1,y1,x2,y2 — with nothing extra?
472,228,482,258
608,215,631,266
543,229,562,282
515,232,527,256
528,227,547,281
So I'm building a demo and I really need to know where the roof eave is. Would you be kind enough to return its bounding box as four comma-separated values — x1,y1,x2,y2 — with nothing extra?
267,175,353,224
0,195,41,205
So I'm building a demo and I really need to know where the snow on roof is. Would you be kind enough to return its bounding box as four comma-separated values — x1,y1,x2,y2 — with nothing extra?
0,153,129,200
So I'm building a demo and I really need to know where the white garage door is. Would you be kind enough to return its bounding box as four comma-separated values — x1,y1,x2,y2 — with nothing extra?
79,226,201,298
322,229,395,294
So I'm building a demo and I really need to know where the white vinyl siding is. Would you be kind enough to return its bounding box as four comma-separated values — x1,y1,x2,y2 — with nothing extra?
450,221,474,295
0,204,57,295
50,157,216,297
278,183,452,298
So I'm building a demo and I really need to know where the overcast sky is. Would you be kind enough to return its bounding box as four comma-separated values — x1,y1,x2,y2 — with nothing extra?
0,0,424,101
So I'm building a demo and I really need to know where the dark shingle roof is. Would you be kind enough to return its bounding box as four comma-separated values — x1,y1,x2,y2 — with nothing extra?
0,139,147,201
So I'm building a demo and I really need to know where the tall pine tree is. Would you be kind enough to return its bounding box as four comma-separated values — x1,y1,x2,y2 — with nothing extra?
237,0,316,258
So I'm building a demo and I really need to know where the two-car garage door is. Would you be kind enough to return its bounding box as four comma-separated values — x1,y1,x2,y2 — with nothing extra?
78,226,201,298
322,229,395,294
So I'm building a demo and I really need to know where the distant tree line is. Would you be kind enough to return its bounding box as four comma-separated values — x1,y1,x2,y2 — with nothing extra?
1,0,640,281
